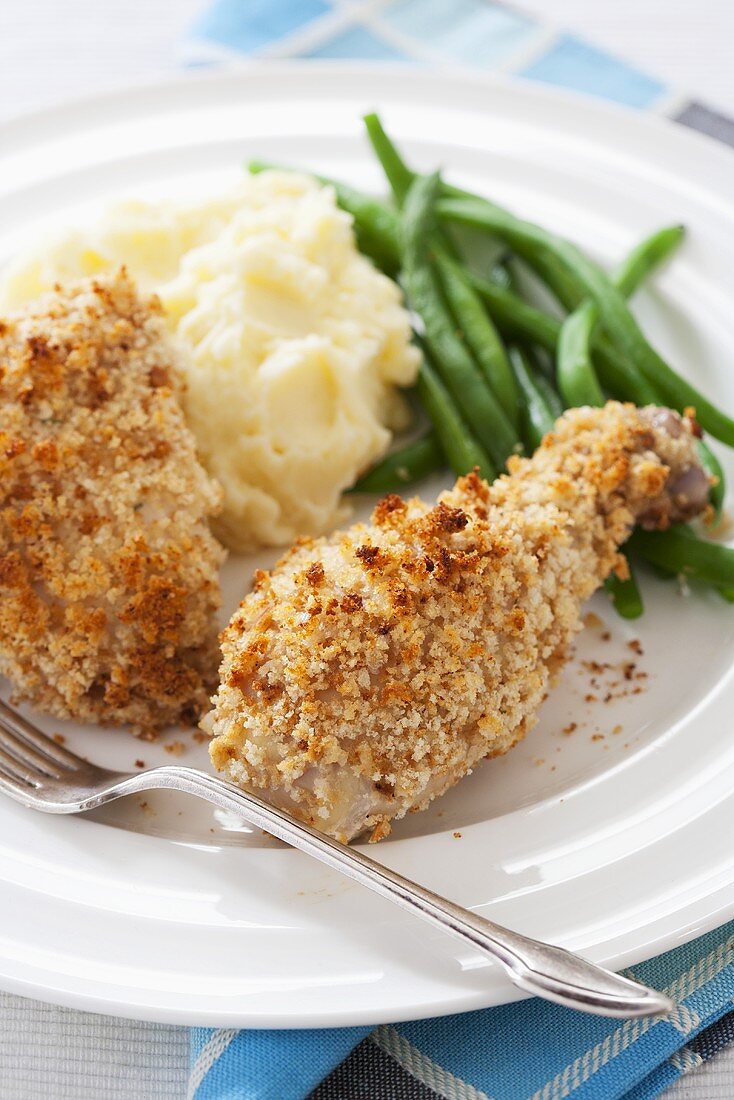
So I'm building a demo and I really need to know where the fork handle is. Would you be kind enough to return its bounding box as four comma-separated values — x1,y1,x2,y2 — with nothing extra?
114,766,673,1019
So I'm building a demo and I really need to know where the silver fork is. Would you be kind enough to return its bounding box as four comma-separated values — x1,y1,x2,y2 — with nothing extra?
0,698,673,1019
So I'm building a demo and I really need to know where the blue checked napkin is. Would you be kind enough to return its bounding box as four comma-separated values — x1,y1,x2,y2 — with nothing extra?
184,3,734,1098
189,921,734,1098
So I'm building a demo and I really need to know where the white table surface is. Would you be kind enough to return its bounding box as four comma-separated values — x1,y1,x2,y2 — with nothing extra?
2,1,734,1097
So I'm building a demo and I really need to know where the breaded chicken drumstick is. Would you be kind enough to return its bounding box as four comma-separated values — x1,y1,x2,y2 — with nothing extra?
207,403,708,840
0,272,224,730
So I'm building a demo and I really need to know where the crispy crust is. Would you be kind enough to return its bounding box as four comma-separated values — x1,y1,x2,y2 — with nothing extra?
0,271,225,730
207,403,705,841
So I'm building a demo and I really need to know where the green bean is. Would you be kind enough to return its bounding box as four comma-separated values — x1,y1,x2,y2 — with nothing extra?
351,431,443,492
534,368,564,420
555,224,724,514
605,570,644,619
512,246,588,312
446,185,682,315
502,264,563,427
442,167,681,416
549,228,724,570
445,174,582,298
508,346,555,451
443,177,592,312
594,338,659,404
357,124,494,480
363,113,414,205
614,225,685,298
470,272,561,347
557,226,685,409
362,114,463,269
629,525,734,587
402,174,518,469
469,272,658,404
481,252,721,613
433,247,521,431
698,440,725,519
417,361,494,480
489,261,514,290
442,175,685,306
474,268,566,383
495,262,559,444
248,159,400,273
647,561,677,581
438,196,734,446
558,304,605,407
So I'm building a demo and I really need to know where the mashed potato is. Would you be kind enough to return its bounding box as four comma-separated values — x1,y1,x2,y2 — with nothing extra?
0,172,420,550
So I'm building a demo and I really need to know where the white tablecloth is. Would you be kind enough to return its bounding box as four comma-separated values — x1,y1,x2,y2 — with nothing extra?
2,1,734,1096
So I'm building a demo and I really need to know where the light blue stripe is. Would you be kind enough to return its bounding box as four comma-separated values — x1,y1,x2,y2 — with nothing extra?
190,1025,370,1100
303,24,412,61
191,0,330,54
521,34,666,109
382,0,534,66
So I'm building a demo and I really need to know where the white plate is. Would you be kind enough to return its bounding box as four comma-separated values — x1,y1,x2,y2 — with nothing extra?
1,63,734,1028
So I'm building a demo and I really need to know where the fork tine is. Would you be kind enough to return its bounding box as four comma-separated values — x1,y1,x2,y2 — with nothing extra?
0,744,41,788
0,724,63,778
0,700,87,770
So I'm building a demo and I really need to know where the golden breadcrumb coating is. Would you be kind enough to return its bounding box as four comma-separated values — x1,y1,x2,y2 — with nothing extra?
0,271,225,730
206,403,708,841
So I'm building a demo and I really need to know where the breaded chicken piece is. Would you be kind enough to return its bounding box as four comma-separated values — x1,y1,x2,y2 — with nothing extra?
206,403,708,840
0,271,225,730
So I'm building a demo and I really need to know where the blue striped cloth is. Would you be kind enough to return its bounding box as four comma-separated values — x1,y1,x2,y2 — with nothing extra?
184,4,734,1098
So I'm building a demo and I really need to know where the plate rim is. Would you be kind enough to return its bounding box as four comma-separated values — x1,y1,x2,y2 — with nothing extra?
3,57,734,171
